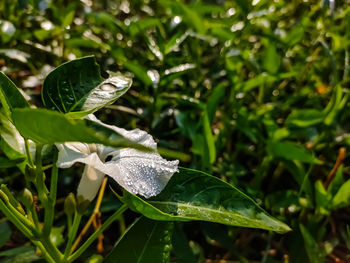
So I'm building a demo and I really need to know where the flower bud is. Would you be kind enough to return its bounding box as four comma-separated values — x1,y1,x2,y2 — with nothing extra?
25,165,36,181
76,195,90,214
21,188,33,208
64,193,76,217
0,185,26,215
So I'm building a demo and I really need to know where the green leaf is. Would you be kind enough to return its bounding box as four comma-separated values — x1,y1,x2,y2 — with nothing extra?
267,141,322,164
332,179,350,208
124,61,152,86
299,224,326,263
50,226,65,247
0,248,39,263
12,108,151,151
285,109,324,127
0,111,27,172
206,84,225,124
0,221,11,248
263,42,280,74
42,56,132,117
0,72,29,120
0,156,26,168
121,168,291,233
104,217,173,263
0,246,34,257
314,180,332,215
172,223,197,263
201,111,216,164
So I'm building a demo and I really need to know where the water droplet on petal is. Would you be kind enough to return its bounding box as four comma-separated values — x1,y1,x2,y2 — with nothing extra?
100,83,117,92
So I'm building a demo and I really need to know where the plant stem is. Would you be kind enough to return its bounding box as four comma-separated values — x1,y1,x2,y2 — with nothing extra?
40,236,63,262
33,240,56,263
67,204,128,263
63,212,82,260
0,199,34,239
0,190,39,236
42,149,58,237
25,139,34,167
71,176,107,252
35,144,49,208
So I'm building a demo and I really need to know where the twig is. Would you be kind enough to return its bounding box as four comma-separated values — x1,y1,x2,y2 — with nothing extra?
71,176,108,253
324,147,346,189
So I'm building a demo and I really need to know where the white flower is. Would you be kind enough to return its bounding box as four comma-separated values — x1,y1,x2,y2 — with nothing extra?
56,115,179,201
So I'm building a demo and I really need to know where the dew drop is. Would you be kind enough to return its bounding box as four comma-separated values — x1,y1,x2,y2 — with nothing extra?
100,83,117,92
66,96,75,102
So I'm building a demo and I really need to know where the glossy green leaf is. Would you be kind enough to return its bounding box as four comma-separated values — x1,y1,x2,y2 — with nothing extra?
121,168,291,233
12,108,151,151
104,217,173,263
285,109,324,127
0,72,29,120
332,179,350,208
267,141,322,164
42,56,132,117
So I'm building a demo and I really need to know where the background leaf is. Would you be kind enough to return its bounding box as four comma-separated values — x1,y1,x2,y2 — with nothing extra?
104,217,173,263
0,221,11,248
267,141,322,164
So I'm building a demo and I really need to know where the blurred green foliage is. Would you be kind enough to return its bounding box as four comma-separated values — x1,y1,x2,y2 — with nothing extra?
0,0,350,262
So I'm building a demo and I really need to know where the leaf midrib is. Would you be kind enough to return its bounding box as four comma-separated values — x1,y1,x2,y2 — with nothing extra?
148,200,282,230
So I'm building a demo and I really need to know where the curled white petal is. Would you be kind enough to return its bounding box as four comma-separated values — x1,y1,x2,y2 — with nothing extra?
56,115,179,199
77,165,105,201
98,148,179,198
87,114,157,150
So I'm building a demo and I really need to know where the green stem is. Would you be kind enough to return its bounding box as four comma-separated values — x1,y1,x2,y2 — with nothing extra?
42,149,58,237
25,139,34,167
33,240,56,263
67,214,73,235
67,204,128,263
31,206,40,229
50,149,58,201
63,212,82,260
35,144,48,201
0,191,39,237
41,236,63,262
0,199,34,239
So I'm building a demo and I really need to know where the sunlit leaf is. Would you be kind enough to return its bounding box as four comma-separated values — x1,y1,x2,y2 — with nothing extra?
267,141,322,164
12,108,151,151
42,56,132,117
333,179,350,208
0,72,29,120
121,168,291,233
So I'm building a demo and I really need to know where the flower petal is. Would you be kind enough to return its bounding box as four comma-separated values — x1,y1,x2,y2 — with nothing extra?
99,148,179,198
56,142,104,169
77,165,105,201
87,114,157,152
